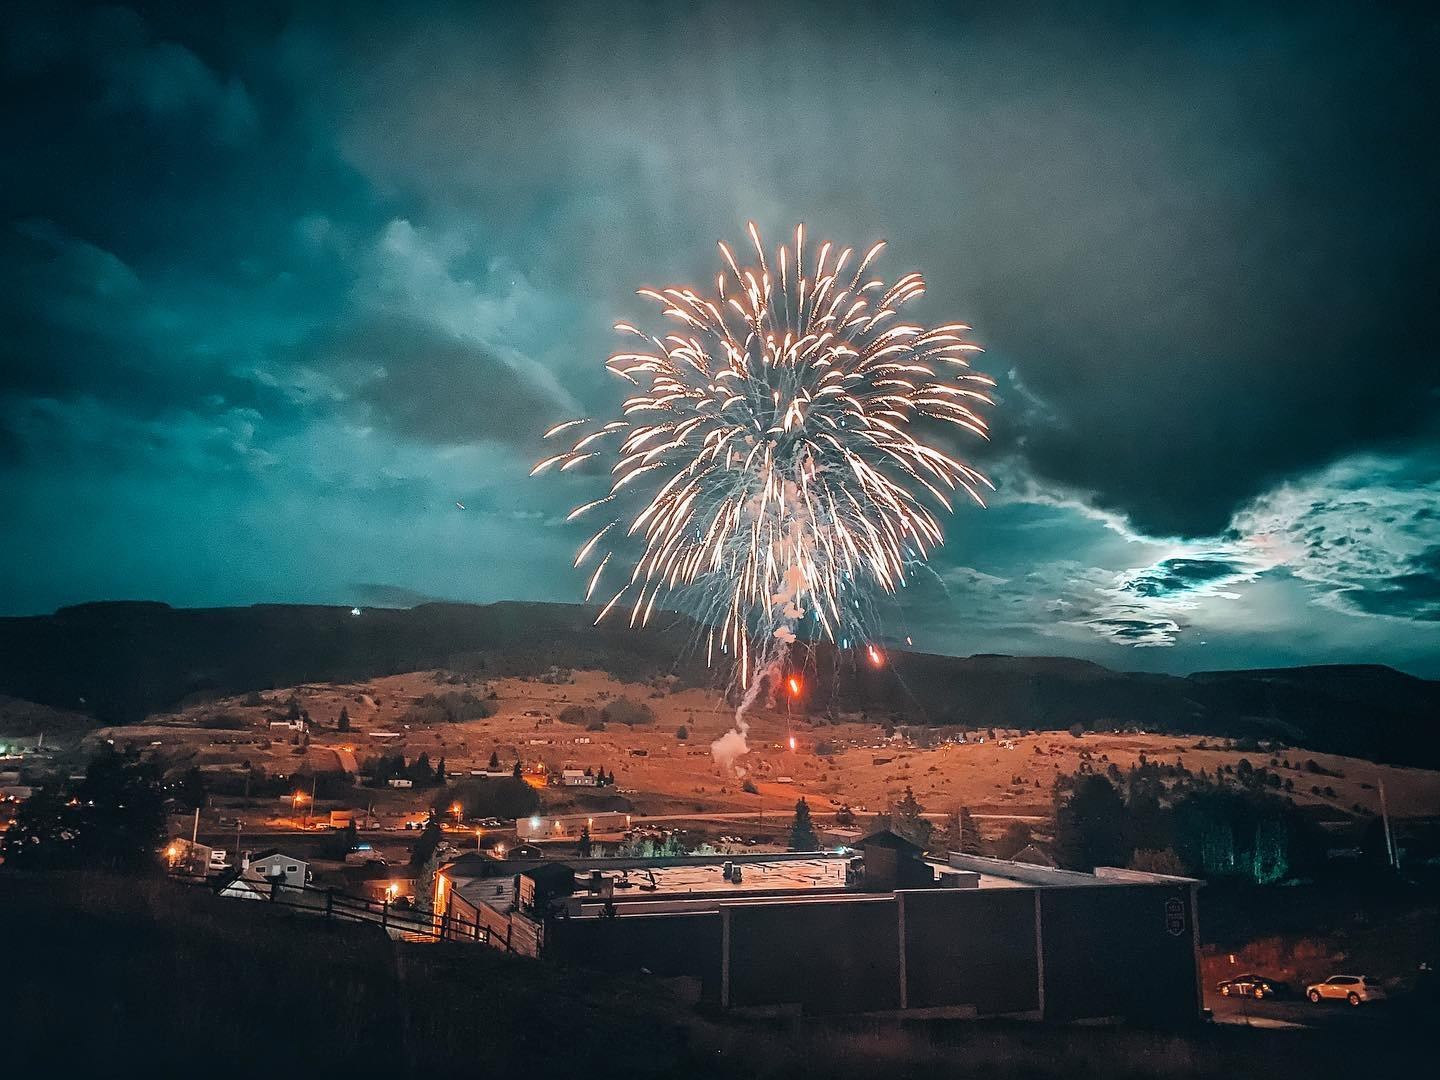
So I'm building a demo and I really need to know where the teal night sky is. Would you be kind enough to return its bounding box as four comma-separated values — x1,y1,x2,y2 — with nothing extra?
2,2,1437,675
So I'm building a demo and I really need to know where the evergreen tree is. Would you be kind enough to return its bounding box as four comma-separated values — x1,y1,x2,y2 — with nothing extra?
411,819,444,867
940,805,980,854
891,786,933,848
173,766,208,812
488,750,500,770
337,707,350,733
789,798,819,850
435,756,447,783
1054,774,1130,871
512,760,523,779
578,824,593,858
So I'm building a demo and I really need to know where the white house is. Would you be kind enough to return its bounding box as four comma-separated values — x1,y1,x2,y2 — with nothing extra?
246,850,310,888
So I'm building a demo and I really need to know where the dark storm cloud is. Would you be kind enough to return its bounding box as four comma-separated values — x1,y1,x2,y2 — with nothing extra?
307,317,564,447
1122,558,1245,599
1345,549,1440,622
1087,617,1182,647
3,2,256,140
0,220,305,441
302,1,1438,538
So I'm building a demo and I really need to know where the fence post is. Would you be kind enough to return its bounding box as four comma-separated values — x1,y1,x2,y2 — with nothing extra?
326,887,334,923
441,910,450,941
382,896,389,931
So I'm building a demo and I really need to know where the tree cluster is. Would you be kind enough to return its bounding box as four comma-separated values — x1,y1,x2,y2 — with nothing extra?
1,747,166,873
1052,763,1327,883
434,776,540,821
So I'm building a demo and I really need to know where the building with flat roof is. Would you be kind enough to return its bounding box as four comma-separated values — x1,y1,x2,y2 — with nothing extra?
515,810,630,841
435,835,1202,1024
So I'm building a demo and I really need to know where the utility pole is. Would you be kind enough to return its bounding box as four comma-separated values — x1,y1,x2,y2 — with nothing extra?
305,773,317,829
191,807,200,844
234,820,243,868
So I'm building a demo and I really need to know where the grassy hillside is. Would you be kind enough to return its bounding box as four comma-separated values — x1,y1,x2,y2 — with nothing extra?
1,601,1437,767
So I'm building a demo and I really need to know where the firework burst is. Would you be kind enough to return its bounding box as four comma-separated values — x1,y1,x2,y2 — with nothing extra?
534,223,994,724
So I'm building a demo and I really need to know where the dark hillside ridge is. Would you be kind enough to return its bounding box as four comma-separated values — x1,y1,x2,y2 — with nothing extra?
0,601,1435,768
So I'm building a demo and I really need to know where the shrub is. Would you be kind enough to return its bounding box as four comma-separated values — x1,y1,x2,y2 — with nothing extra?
741,779,759,795
437,777,540,821
413,691,494,724
1128,848,1185,875
601,697,655,726
675,725,688,741
198,713,248,730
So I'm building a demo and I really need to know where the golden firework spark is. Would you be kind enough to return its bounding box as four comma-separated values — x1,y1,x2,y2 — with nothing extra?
534,223,995,686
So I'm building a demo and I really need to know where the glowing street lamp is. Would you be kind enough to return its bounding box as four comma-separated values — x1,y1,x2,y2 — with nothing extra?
450,802,463,821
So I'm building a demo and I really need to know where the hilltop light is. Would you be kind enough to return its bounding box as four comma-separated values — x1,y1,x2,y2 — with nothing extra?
787,676,801,697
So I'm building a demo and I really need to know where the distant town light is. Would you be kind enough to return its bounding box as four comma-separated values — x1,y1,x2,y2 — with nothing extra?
350,607,362,616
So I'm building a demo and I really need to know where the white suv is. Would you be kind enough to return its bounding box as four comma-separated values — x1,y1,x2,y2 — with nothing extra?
1305,975,1384,1006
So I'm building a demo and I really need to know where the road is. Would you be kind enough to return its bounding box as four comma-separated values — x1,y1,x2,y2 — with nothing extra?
1207,991,1401,1031
625,810,1048,825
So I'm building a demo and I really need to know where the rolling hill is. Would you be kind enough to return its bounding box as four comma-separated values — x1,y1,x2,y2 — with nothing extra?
0,600,1435,768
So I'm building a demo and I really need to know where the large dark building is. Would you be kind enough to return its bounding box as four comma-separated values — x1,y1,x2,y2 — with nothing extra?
436,833,1202,1024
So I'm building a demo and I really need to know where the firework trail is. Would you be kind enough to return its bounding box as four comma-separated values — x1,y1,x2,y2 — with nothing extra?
534,223,995,771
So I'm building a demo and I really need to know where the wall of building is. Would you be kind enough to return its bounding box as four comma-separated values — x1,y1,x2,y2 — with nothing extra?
548,912,722,998
1038,884,1200,1024
900,888,1040,1014
715,884,1199,1021
724,898,901,1014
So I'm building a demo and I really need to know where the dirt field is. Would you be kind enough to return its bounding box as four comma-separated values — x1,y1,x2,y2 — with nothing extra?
93,668,1440,830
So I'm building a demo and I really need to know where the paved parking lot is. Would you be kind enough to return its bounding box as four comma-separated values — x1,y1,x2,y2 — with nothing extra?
1208,991,1401,1031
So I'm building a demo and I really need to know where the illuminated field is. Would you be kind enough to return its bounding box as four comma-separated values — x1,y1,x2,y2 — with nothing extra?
93,668,1440,830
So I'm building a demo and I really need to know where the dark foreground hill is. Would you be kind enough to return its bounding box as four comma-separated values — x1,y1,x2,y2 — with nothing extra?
5,870,1433,1079
0,600,1436,768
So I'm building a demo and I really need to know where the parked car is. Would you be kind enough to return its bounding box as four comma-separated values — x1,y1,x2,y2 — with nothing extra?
1305,975,1385,1006
1216,973,1288,999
